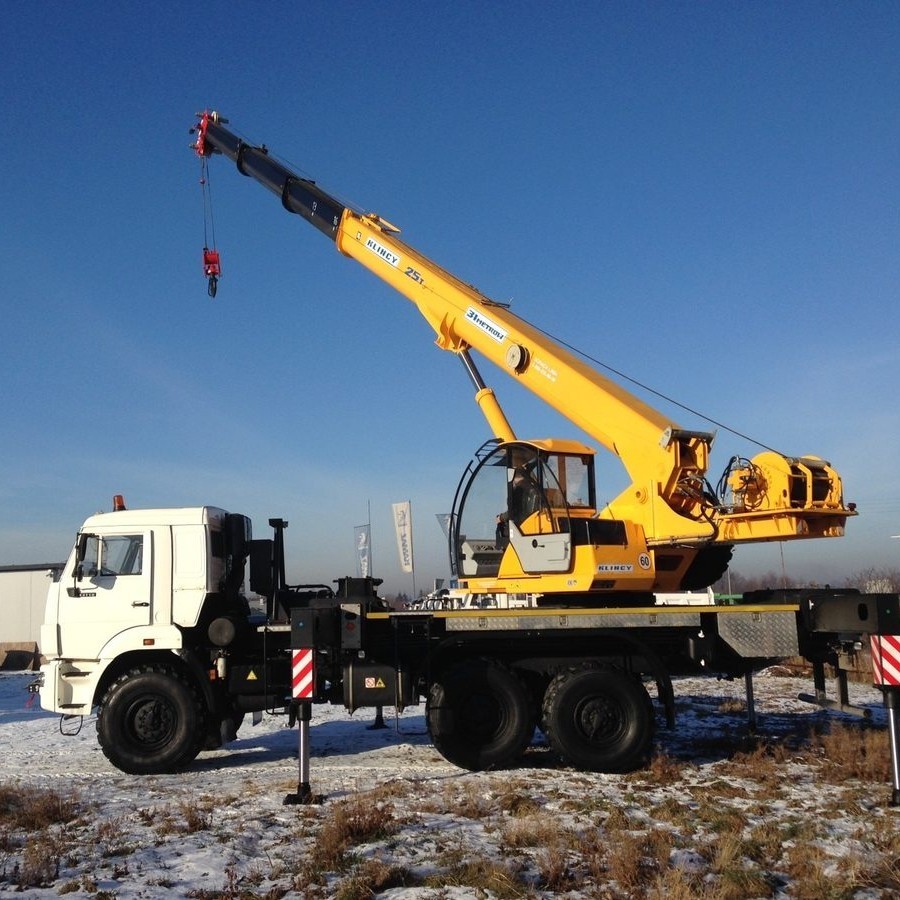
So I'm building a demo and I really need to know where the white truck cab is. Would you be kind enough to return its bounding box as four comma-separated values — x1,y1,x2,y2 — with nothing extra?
38,501,255,774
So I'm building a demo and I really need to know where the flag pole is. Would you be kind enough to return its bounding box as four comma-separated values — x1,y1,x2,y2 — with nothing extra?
410,501,417,601
368,499,373,574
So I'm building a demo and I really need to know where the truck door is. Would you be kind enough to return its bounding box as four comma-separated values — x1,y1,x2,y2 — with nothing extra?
57,530,153,659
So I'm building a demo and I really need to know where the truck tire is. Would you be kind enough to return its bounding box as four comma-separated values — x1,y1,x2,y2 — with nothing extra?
97,665,206,774
426,658,534,771
542,666,653,773
203,711,245,750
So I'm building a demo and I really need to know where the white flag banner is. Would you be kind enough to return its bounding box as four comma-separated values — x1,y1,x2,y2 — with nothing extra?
392,501,414,574
353,524,371,577
435,513,452,538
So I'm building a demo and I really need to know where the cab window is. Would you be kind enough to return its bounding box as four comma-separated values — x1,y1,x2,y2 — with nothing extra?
84,534,143,576
546,454,592,509
103,535,143,575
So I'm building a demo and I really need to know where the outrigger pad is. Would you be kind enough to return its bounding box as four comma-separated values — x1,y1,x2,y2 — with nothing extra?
283,783,323,806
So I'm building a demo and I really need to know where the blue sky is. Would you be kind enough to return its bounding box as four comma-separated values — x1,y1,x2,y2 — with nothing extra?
3,3,898,595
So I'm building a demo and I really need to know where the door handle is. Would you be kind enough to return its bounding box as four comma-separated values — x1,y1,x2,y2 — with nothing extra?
131,601,150,608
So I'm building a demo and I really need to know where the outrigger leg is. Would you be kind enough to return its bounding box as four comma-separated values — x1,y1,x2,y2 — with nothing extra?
744,671,757,733
885,688,900,808
284,701,320,805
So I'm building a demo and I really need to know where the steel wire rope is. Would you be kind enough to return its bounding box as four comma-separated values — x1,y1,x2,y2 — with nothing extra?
200,156,217,253
523,318,784,456
207,121,781,459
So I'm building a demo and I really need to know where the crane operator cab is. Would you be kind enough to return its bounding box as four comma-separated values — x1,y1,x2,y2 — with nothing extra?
450,440,658,604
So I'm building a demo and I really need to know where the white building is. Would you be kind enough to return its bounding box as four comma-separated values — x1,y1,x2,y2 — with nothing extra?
0,563,63,668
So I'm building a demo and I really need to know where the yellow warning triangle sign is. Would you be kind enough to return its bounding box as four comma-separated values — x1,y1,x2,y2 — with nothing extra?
246,670,258,681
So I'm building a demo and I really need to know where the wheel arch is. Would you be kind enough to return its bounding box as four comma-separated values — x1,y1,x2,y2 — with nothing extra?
93,648,216,716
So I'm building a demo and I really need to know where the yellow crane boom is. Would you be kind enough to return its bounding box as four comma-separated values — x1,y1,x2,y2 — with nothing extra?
193,110,854,598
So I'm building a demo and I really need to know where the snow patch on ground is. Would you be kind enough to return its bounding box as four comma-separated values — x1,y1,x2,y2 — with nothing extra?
0,670,897,897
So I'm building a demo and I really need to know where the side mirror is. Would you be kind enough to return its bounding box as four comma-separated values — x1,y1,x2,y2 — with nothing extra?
75,535,90,582
73,533,97,585
69,542,86,597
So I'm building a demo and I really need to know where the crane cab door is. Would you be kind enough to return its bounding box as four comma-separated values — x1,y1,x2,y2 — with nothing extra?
503,448,572,574
453,442,593,578
507,522,571,573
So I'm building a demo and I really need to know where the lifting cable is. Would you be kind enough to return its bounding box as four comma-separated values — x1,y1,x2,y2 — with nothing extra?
527,319,782,456
199,155,221,298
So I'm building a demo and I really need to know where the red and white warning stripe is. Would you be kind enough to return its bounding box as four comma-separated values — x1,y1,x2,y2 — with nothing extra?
292,648,315,699
870,635,900,687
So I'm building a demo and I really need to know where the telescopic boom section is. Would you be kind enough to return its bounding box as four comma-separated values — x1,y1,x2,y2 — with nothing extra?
193,111,854,548
195,111,346,242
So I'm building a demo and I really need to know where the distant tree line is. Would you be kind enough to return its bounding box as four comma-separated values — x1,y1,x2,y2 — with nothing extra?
713,566,900,594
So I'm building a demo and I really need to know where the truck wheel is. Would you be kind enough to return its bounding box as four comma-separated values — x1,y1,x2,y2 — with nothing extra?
97,665,206,774
426,658,534,771
542,666,653,772
203,711,245,750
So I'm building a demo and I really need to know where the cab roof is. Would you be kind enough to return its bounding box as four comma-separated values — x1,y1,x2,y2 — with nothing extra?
80,506,231,531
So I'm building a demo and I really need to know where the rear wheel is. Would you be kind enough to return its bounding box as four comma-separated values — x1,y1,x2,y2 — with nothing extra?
542,666,653,772
97,665,206,774
203,710,245,750
427,658,534,770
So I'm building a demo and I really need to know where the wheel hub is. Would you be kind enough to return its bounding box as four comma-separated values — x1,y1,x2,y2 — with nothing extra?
131,698,175,745
463,694,502,738
575,696,622,743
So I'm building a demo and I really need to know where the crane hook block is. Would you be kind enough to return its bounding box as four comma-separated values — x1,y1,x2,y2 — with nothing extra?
203,247,221,299
203,247,221,277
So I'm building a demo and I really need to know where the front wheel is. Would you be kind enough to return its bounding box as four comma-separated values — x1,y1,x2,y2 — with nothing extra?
542,666,654,772
427,658,534,770
97,665,206,774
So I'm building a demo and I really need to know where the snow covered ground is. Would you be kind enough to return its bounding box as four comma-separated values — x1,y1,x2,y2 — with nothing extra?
0,669,897,898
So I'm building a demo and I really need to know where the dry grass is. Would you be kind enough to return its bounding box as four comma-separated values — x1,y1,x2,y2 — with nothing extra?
745,818,787,865
717,697,747,715
625,749,694,794
141,793,218,838
500,812,570,849
17,835,62,888
708,830,774,899
497,781,543,817
0,783,81,837
2,758,895,900
332,857,421,900
606,831,652,895
0,784,81,888
783,842,859,899
813,721,892,782
315,792,403,872
2,686,897,899
424,852,530,898
432,779,498,819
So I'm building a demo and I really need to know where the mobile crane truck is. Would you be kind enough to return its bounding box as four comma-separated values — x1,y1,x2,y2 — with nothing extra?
34,112,900,804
